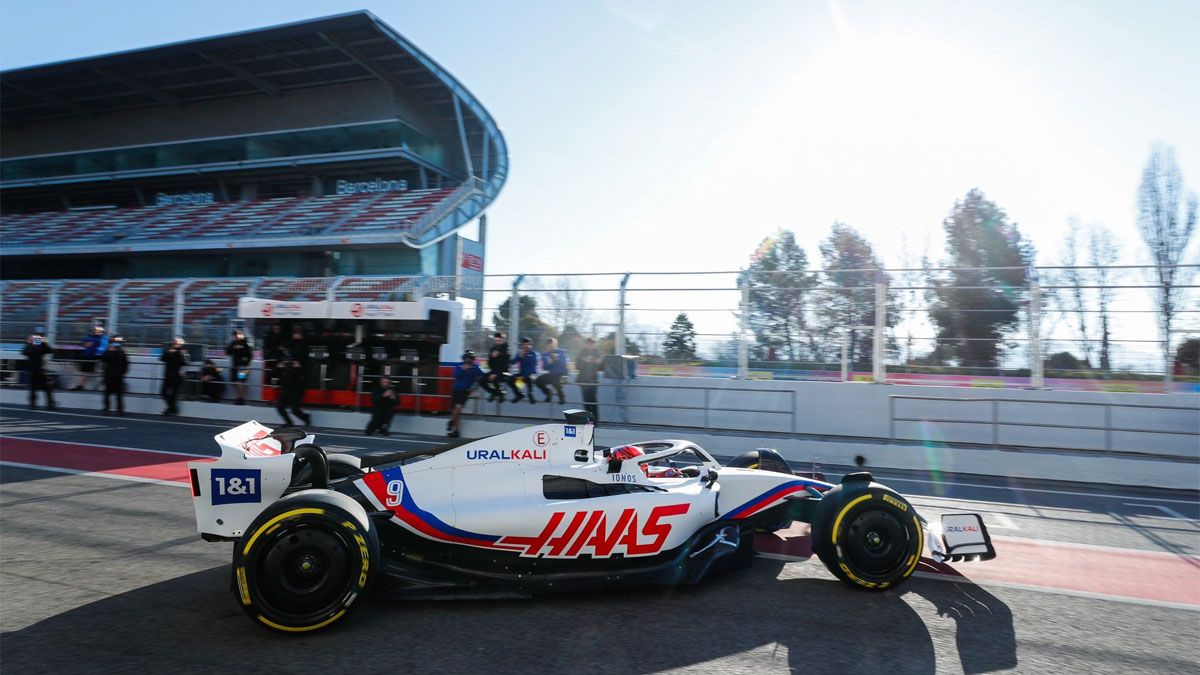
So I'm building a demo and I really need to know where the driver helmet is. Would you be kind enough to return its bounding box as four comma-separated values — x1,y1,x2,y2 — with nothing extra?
610,445,644,461
462,350,476,361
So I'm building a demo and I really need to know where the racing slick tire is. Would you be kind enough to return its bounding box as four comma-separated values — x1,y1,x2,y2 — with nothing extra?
810,480,923,591
232,489,379,633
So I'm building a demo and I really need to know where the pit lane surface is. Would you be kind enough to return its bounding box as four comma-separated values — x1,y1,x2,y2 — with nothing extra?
2,406,1198,674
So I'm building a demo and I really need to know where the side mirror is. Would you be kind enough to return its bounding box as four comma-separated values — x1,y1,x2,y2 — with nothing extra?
703,470,718,489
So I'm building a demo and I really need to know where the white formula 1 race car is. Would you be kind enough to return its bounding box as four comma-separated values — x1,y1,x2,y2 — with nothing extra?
188,411,994,633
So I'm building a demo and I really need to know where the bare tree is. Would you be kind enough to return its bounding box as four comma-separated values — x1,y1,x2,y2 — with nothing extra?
1136,145,1198,372
1058,219,1095,367
1087,225,1119,370
544,277,590,332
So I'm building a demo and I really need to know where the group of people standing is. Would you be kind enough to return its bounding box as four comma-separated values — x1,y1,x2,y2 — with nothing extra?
444,332,603,437
23,329,131,414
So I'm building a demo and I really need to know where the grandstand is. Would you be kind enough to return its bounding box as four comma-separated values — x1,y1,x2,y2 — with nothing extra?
0,11,506,336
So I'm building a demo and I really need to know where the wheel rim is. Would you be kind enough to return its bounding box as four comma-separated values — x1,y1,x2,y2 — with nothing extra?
842,509,910,580
254,522,355,623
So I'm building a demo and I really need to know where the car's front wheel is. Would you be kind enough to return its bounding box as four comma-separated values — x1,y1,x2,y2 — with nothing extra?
810,478,923,591
232,490,378,633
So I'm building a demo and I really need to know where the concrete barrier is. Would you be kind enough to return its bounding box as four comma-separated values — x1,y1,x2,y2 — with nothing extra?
2,387,1196,490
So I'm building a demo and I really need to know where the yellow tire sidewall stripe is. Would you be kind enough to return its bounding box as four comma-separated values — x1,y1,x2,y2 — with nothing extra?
831,494,874,545
242,508,325,556
257,609,347,633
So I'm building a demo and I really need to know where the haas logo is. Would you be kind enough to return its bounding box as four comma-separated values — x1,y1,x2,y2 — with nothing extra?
261,302,273,317
498,504,690,559
351,303,365,318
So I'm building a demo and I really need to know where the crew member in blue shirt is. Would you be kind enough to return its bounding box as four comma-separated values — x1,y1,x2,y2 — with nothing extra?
536,337,570,405
509,338,540,404
449,351,485,438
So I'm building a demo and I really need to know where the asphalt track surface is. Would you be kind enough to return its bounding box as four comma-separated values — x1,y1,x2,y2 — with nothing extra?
1,405,1198,674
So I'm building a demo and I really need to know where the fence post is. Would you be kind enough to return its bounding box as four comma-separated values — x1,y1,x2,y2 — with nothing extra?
173,279,193,340
108,280,126,335
873,269,887,384
327,275,347,303
738,272,749,379
510,274,524,341
1029,273,1044,388
703,388,710,429
888,395,895,442
992,399,1000,449
617,273,631,356
47,283,60,346
841,332,850,382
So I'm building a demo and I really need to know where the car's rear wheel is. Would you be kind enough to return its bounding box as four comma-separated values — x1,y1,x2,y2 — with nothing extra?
810,479,923,591
232,490,377,633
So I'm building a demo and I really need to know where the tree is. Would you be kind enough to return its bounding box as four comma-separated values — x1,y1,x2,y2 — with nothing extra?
1087,225,1119,370
491,294,556,341
544,277,589,332
815,223,894,365
928,190,1035,368
662,313,698,361
1057,220,1096,367
739,230,818,361
1136,145,1198,372
1175,337,1200,376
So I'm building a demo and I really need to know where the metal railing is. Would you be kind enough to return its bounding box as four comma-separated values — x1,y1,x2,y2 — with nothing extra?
888,394,1200,456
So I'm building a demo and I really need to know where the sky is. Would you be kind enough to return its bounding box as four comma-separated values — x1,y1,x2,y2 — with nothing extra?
2,0,1198,357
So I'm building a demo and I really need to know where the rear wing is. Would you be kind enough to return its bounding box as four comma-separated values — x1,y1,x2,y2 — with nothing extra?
190,421,308,540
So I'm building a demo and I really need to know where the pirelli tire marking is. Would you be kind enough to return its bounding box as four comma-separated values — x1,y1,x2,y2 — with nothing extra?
238,506,372,633
828,489,922,590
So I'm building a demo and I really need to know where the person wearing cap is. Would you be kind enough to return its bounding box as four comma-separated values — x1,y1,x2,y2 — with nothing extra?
75,325,109,391
510,338,540,404
160,337,188,416
22,333,56,410
576,337,601,421
536,337,570,405
100,336,129,415
448,351,485,438
227,329,252,405
481,332,512,402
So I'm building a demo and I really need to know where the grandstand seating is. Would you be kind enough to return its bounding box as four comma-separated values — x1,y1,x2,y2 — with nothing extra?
52,281,116,338
253,278,330,302
0,187,458,246
115,280,180,328
328,188,455,233
335,276,414,301
0,282,52,325
182,279,255,325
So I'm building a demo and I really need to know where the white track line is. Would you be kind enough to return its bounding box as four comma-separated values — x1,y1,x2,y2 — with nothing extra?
1,435,209,459
1123,502,1196,522
0,408,445,444
0,460,187,488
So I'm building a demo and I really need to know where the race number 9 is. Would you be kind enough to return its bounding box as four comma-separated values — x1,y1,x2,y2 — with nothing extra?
385,479,404,507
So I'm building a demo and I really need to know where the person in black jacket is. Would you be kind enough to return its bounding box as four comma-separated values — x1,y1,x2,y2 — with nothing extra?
275,351,312,427
480,332,512,402
22,334,56,410
364,375,398,436
576,337,601,421
200,359,226,402
263,323,285,385
160,337,188,416
227,329,252,405
100,336,129,415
